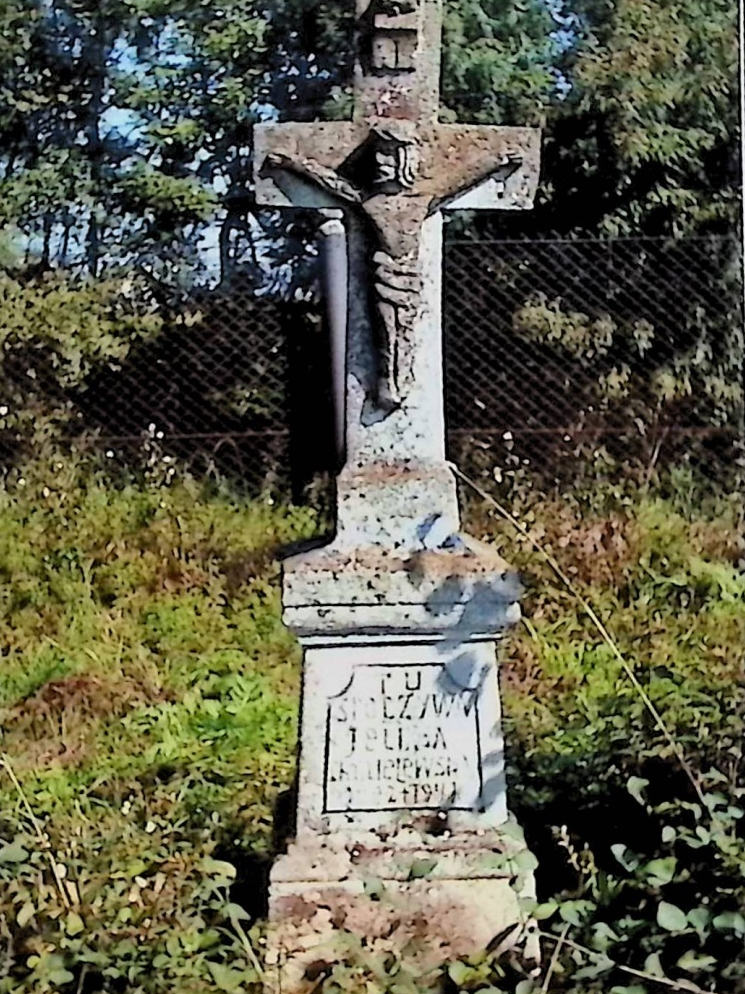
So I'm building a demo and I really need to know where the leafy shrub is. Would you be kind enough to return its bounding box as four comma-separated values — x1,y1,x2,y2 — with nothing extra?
0,271,164,473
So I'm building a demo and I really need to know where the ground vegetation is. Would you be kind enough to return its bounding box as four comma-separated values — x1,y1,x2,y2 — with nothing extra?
0,451,743,992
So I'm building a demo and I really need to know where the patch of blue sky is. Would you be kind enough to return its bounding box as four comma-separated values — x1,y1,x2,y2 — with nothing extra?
195,217,222,282
546,0,581,98
100,106,147,147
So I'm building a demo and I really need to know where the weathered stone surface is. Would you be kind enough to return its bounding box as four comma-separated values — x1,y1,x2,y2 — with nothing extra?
333,460,460,548
265,826,539,993
254,0,540,469
254,123,540,215
255,0,542,986
355,0,441,122
255,123,538,466
282,535,521,636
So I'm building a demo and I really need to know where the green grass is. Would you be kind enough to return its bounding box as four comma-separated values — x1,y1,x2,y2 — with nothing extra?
0,459,320,993
0,457,744,992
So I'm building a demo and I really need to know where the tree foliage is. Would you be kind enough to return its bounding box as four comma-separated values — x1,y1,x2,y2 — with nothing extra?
0,0,737,284
546,0,739,234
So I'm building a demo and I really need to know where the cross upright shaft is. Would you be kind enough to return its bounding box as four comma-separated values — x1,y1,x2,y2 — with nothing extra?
254,0,540,550
352,0,442,123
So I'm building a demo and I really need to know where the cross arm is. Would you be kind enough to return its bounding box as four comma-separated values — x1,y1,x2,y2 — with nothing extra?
254,122,361,208
422,125,541,213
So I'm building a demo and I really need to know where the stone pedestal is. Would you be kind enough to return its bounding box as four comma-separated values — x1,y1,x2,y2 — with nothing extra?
265,526,538,991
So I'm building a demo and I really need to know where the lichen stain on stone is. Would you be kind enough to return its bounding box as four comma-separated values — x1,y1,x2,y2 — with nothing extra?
273,882,527,991
275,894,322,924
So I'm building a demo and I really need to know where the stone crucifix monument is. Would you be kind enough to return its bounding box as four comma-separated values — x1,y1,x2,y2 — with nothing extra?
255,1,541,987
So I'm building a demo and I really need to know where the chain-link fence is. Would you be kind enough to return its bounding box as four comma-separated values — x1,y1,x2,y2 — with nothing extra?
443,233,744,500
74,289,333,495
0,275,331,497
2,232,742,502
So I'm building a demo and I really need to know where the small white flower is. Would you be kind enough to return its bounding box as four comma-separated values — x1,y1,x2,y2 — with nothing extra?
502,431,513,441
106,449,114,458
0,406,8,415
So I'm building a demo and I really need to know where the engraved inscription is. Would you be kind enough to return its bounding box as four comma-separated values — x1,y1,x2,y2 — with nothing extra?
324,663,483,812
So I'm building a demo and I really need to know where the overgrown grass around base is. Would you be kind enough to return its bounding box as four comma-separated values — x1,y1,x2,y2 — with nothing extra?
0,460,318,993
0,461,744,992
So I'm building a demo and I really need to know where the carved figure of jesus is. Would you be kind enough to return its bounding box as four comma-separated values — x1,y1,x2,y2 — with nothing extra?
261,127,426,412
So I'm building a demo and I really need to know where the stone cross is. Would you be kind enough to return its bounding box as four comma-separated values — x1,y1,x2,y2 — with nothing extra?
255,0,539,551
255,4,542,988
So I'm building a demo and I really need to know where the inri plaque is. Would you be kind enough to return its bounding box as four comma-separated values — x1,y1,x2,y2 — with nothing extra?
323,662,484,812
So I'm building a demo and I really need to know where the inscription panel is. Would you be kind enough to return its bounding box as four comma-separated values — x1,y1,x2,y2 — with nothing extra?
323,663,483,812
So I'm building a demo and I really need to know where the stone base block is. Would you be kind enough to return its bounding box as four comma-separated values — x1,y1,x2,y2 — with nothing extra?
282,532,520,637
264,828,539,993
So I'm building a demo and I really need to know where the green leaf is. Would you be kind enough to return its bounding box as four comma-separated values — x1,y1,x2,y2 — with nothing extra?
643,952,665,977
642,857,677,887
207,963,246,992
16,901,34,927
591,921,620,952
559,899,596,926
686,907,711,933
225,902,250,923
533,900,558,921
48,969,75,985
65,911,85,936
677,950,717,972
200,857,237,883
712,911,745,935
627,777,649,805
574,955,614,979
447,962,473,986
0,840,29,863
657,902,689,932
512,849,539,874
611,843,640,872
